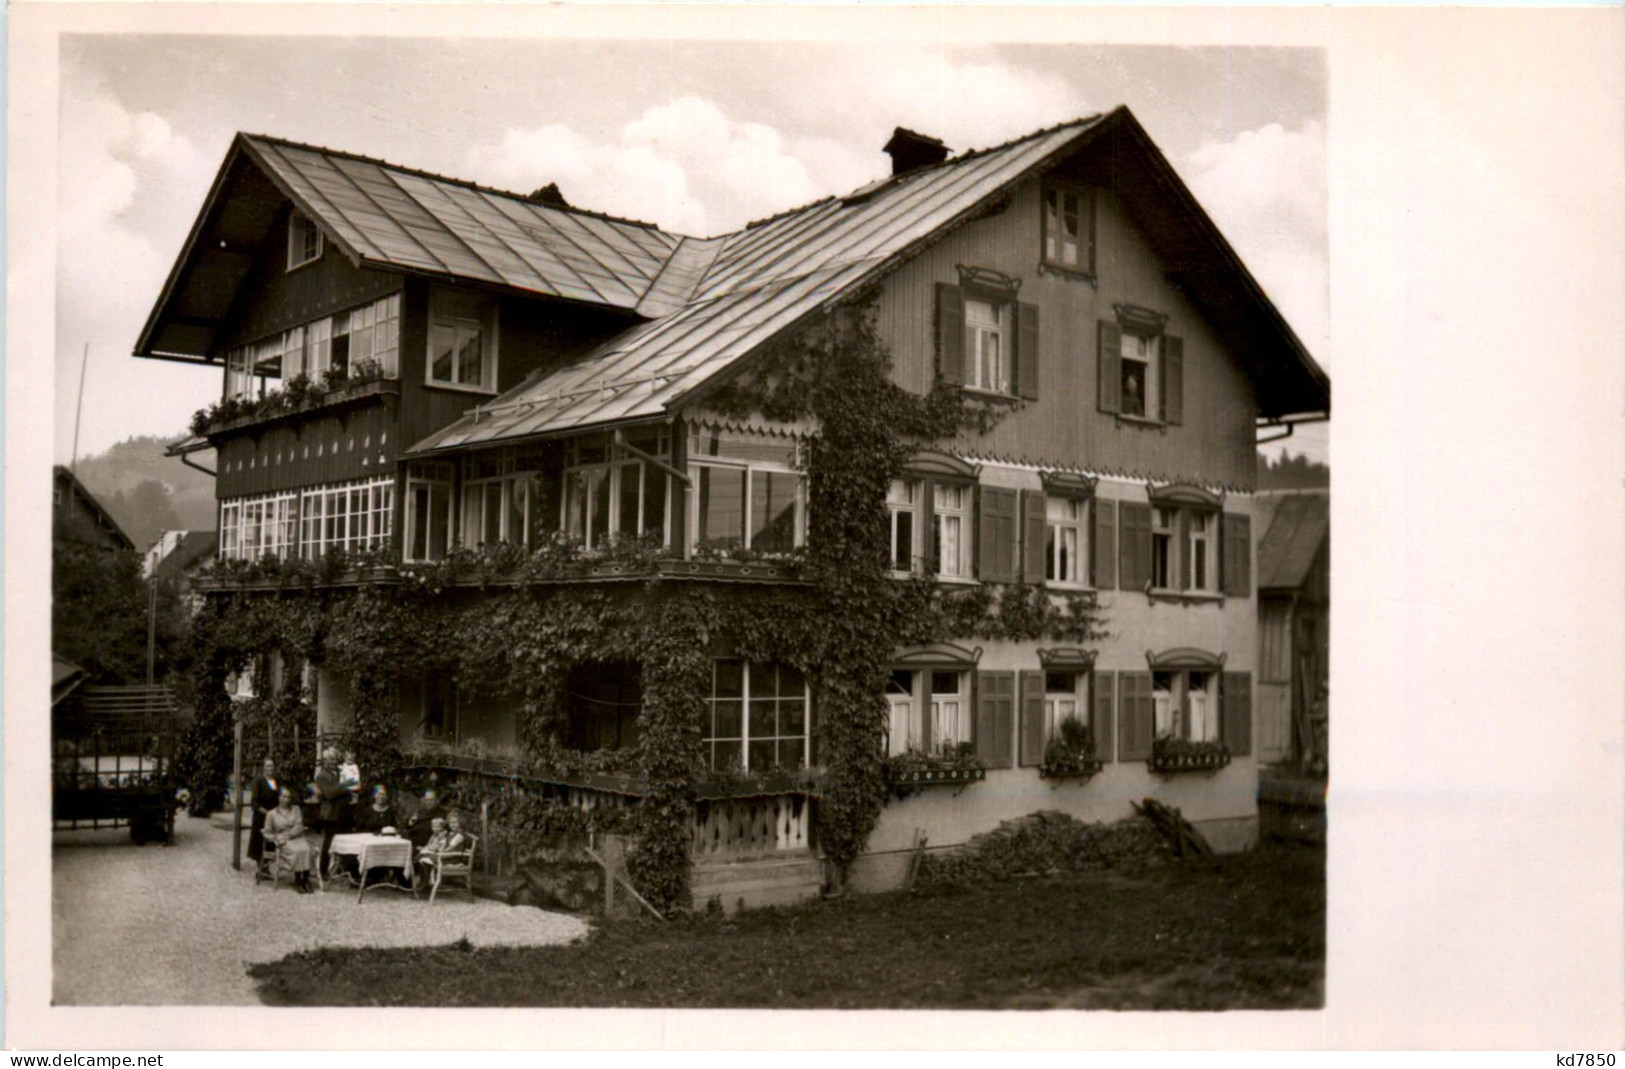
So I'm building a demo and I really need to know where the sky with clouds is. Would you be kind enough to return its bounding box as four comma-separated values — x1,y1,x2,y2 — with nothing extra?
56,35,1328,465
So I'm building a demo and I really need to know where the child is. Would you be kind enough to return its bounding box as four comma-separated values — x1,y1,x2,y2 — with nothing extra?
338,750,362,796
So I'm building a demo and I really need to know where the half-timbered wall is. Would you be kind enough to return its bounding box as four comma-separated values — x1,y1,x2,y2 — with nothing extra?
872,174,1259,491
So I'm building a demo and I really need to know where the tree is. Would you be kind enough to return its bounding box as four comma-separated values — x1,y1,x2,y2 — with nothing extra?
52,539,191,685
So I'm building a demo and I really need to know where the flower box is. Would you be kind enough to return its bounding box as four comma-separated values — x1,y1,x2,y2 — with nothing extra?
1039,757,1105,780
1147,744,1231,775
885,766,986,790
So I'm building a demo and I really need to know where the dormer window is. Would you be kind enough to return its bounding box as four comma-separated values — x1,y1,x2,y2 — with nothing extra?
287,211,322,271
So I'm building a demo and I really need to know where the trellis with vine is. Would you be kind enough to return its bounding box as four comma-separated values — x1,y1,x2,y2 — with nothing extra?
185,305,1105,909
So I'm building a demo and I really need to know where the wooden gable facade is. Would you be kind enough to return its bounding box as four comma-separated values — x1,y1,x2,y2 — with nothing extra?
874,146,1258,492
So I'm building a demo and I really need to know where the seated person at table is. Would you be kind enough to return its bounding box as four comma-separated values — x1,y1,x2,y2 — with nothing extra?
405,788,445,849
333,785,399,880
264,788,317,894
415,813,469,884
354,784,395,834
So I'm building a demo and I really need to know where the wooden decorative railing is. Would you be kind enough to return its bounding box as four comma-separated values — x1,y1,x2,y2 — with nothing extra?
691,792,813,859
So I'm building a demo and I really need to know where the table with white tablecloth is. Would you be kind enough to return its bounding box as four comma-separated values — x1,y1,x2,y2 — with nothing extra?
327,832,414,899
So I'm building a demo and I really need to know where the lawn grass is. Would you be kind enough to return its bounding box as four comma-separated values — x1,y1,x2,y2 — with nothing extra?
248,842,1323,1009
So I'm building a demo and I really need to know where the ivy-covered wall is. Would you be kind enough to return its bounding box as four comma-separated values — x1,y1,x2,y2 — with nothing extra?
186,307,1108,909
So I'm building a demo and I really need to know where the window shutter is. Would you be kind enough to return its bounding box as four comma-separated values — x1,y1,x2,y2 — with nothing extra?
1093,671,1116,762
1097,320,1121,414
1019,670,1046,766
977,486,1017,583
1093,498,1116,589
1178,510,1192,591
1222,512,1252,597
1021,490,1047,585
1118,502,1151,592
1163,335,1184,425
1016,302,1040,400
1221,671,1252,756
975,671,1015,769
937,284,966,386
1118,672,1153,761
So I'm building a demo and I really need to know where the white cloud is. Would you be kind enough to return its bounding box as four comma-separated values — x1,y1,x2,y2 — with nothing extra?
467,96,831,235
56,63,216,460
462,45,1090,238
1183,121,1330,360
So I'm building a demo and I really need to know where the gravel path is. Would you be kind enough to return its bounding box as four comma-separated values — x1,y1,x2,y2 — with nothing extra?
53,815,590,1005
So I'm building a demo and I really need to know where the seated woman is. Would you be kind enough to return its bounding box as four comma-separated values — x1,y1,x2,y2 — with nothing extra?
333,785,397,882
354,784,395,835
263,787,317,894
415,811,470,885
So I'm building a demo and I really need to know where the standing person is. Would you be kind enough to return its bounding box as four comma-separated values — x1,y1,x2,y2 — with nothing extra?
247,757,280,863
311,747,347,881
264,788,316,894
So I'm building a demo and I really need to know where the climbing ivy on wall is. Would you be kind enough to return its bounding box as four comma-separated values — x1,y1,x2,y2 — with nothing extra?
186,303,1106,908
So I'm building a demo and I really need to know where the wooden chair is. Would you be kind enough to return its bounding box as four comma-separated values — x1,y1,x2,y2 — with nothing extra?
418,834,479,904
254,836,284,887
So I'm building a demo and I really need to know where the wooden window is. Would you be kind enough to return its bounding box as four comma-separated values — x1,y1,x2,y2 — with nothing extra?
421,676,459,742
1018,669,1090,766
1094,671,1116,762
1121,332,1158,419
966,299,1008,394
705,660,809,771
1042,182,1094,275
428,288,497,391
1093,498,1117,589
462,473,532,548
287,210,322,271
977,486,1019,583
687,431,802,558
888,479,920,574
1097,311,1183,425
933,483,972,579
1222,512,1253,596
1117,671,1154,761
1044,495,1088,586
936,280,1039,400
1152,669,1218,743
217,491,297,561
1221,671,1252,756
568,453,671,552
405,478,452,562
974,670,1015,769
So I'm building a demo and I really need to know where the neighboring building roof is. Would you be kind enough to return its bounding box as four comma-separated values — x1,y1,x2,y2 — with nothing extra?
53,655,88,707
53,466,135,551
1255,490,1329,591
154,530,219,578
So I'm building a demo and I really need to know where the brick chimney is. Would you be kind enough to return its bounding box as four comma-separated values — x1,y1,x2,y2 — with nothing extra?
883,127,949,177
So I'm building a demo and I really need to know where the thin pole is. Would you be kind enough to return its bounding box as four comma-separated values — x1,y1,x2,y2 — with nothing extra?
71,342,89,473
146,576,158,686
231,717,244,871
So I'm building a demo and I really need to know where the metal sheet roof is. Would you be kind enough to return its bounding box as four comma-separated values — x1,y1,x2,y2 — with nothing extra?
1255,491,1329,591
409,119,1104,452
244,136,680,310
